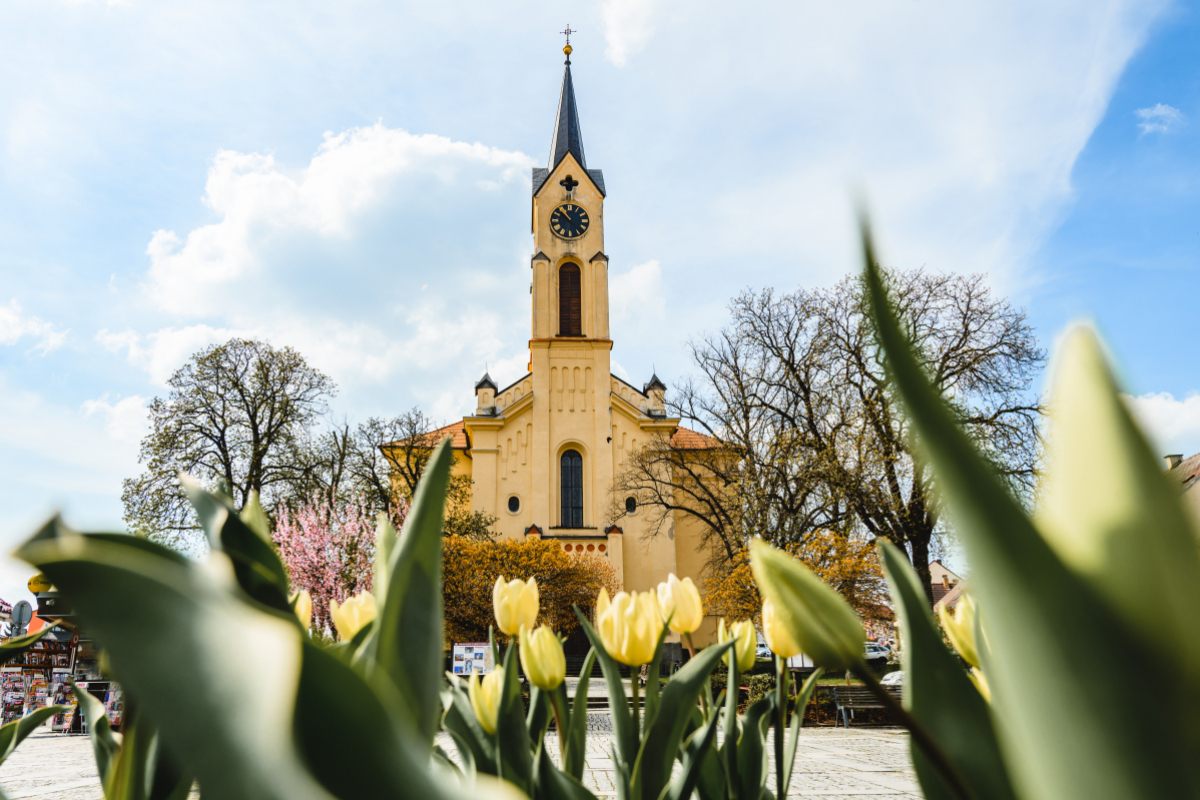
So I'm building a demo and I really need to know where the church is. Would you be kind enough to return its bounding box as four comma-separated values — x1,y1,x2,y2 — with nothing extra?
419,42,719,642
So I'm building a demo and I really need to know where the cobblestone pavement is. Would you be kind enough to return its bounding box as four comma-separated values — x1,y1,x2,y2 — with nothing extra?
0,723,918,798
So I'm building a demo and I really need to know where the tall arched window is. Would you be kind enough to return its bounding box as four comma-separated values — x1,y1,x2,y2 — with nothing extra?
559,263,582,336
561,449,583,527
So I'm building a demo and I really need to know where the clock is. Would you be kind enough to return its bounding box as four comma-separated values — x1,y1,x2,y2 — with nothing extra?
550,203,590,239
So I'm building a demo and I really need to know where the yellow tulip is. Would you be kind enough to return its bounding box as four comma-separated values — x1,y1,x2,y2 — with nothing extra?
493,576,539,635
291,590,313,631
596,589,661,666
520,626,566,690
761,597,801,659
330,592,376,641
469,667,504,734
656,573,704,634
938,594,980,668
719,619,756,673
969,667,991,702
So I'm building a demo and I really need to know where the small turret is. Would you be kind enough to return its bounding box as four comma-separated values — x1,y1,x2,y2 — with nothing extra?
475,372,498,415
644,373,666,416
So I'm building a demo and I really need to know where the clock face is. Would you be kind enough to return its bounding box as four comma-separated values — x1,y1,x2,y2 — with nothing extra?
550,203,590,239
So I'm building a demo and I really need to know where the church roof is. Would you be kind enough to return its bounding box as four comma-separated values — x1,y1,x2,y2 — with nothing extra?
644,374,666,393
425,421,469,450
671,427,721,450
531,167,606,198
549,60,586,172
475,372,498,392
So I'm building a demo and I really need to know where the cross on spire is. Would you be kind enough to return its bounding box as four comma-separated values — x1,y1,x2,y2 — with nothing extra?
560,25,575,46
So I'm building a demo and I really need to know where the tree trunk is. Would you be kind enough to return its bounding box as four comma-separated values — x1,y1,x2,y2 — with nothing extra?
909,536,935,605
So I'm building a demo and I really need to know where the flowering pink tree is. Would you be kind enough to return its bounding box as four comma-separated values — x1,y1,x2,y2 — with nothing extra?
272,495,408,636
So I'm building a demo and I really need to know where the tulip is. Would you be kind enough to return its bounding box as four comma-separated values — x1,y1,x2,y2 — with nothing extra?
938,594,980,668
595,589,661,666
719,619,757,673
493,576,539,635
656,573,704,635
761,597,802,659
469,667,504,734
520,626,566,690
291,590,313,631
749,539,865,670
969,667,991,703
330,592,376,641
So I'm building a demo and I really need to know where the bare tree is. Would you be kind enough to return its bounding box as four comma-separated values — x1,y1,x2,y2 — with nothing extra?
122,338,335,548
615,269,1044,600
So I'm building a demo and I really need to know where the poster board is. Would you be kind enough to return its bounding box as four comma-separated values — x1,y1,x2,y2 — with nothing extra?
451,643,495,676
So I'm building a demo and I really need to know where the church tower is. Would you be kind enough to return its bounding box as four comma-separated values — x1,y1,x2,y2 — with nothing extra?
425,41,717,624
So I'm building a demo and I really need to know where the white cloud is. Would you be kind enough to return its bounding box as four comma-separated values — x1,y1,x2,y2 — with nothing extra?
600,0,660,67
1124,392,1200,458
98,325,240,386
611,260,666,329
0,301,68,354
82,395,149,442
1135,102,1184,134
145,124,533,316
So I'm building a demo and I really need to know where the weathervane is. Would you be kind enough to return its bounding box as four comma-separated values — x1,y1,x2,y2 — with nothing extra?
561,24,576,62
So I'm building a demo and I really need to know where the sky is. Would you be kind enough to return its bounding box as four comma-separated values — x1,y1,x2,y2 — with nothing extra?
1,0,1198,603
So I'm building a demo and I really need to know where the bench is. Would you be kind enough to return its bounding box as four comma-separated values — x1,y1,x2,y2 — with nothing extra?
830,685,903,728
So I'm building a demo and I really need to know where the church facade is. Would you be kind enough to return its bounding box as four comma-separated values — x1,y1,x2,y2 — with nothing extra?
424,45,718,641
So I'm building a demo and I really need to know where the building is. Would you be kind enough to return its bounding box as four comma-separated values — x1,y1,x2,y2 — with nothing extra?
392,43,721,643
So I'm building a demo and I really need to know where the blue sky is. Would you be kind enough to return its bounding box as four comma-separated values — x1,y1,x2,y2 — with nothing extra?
1,0,1197,601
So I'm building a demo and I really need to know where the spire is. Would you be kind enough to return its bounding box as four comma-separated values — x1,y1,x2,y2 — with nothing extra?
549,43,586,171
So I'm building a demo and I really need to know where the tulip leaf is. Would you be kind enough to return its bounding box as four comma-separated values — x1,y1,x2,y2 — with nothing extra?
642,623,671,731
782,668,822,793
563,649,597,781
71,679,121,782
375,439,452,746
0,705,66,766
878,541,1015,800
496,643,533,793
181,479,292,615
442,681,498,777
574,609,636,767
533,740,598,800
294,640,457,800
15,518,334,800
632,639,732,800
527,687,552,746
862,224,1200,799
104,711,192,800
690,692,727,800
736,695,775,800
663,700,722,800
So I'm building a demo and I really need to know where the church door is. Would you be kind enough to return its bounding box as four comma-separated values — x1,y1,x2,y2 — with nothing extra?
561,449,583,527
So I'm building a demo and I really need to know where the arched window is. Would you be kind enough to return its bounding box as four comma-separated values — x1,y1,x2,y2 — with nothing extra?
561,449,583,527
559,263,582,336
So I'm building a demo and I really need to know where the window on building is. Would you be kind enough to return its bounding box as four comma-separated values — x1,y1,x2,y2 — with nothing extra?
625,496,637,515
559,263,582,336
561,449,583,527
507,495,521,514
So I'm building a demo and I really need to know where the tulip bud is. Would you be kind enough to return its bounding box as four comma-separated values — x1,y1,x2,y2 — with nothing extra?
656,573,704,635
330,592,376,641
969,667,991,703
291,590,313,631
718,619,756,673
596,590,662,666
469,667,504,735
520,626,566,690
493,576,539,636
761,597,802,659
749,539,865,670
938,594,980,668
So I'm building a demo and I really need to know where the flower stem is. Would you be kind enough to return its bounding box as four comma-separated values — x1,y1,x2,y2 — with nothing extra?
548,687,569,768
775,655,787,800
631,669,641,737
851,664,981,800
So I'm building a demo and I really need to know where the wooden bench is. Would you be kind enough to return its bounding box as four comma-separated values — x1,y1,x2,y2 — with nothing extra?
830,685,903,728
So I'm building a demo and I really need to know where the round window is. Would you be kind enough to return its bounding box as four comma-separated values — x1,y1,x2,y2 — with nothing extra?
624,496,637,514
507,496,521,514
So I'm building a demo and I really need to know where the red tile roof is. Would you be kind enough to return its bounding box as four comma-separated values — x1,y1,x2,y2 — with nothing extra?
428,421,469,449
671,427,720,450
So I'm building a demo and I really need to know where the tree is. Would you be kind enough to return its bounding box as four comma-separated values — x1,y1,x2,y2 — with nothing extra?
122,338,335,548
272,492,405,637
616,269,1044,601
442,537,620,645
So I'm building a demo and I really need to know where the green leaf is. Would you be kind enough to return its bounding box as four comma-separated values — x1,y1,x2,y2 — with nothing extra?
690,692,727,800
861,223,1200,799
374,439,452,746
632,640,732,800
16,517,334,800
441,680,498,777
662,702,722,800
642,623,671,731
103,711,191,800
782,669,822,793
71,678,121,782
294,640,458,800
878,542,1015,800
735,695,775,800
0,705,66,766
495,643,533,793
533,740,598,800
563,649,596,781
527,687,552,746
0,625,58,666
574,609,636,767
181,478,292,615
238,492,272,541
